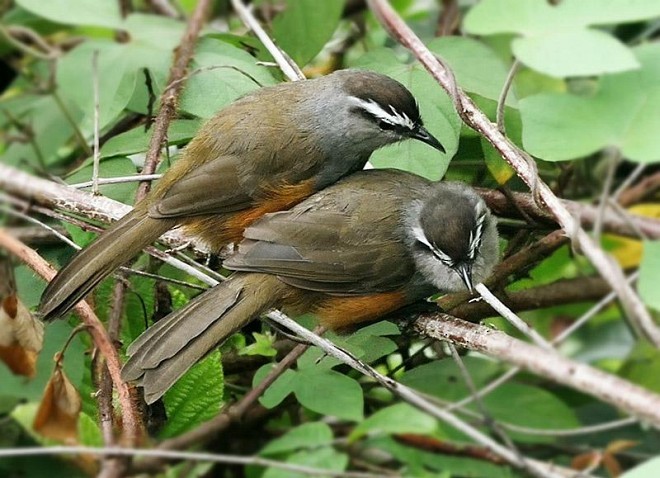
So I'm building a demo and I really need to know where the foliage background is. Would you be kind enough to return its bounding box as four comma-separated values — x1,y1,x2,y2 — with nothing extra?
1,0,660,477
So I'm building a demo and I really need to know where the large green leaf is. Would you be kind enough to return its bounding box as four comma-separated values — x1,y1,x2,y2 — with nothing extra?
427,36,516,105
179,38,278,118
349,403,437,441
16,0,122,28
352,48,459,180
271,0,345,66
55,15,183,135
160,350,224,438
0,94,83,167
465,0,660,77
293,369,363,421
519,43,660,162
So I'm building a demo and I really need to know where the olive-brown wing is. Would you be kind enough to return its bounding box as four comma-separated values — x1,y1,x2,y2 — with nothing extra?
223,208,414,295
149,154,254,218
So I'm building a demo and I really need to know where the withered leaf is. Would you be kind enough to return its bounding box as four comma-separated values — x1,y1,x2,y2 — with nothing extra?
33,363,82,443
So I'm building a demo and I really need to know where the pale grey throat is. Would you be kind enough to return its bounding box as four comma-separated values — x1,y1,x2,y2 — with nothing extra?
404,182,499,293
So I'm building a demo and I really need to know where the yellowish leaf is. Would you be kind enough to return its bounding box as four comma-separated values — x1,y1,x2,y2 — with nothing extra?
606,203,660,268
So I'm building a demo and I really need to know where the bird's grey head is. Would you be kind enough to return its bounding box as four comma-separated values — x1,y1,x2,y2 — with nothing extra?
407,182,499,293
314,70,445,155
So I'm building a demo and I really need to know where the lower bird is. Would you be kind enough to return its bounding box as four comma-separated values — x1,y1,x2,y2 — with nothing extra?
122,169,499,403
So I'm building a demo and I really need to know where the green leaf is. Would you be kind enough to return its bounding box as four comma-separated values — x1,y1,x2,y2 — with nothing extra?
350,403,436,441
271,0,345,66
78,412,103,447
57,41,138,134
0,95,83,167
65,156,139,203
254,364,297,408
16,0,122,28
352,48,459,180
161,350,224,438
621,456,660,478
464,0,660,77
512,29,638,78
520,43,660,162
261,422,333,455
639,241,660,311
482,383,580,443
240,332,278,357
401,357,501,402
262,447,348,478
293,369,363,421
619,341,660,394
180,37,277,118
427,36,516,104
100,120,201,158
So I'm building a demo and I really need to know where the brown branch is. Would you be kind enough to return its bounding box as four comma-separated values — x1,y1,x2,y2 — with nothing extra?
449,276,612,321
477,188,660,240
135,0,212,201
617,170,660,207
413,313,660,427
0,230,142,445
395,434,505,465
436,0,460,37
366,0,660,347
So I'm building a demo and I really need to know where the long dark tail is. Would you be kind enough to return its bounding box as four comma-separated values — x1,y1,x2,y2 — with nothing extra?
40,207,175,321
122,273,286,404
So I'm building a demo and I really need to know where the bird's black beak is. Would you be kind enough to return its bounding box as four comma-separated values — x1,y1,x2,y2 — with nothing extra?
456,263,474,293
412,126,445,153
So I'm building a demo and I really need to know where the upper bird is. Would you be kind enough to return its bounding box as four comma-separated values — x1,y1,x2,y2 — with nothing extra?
39,69,445,320
122,169,499,403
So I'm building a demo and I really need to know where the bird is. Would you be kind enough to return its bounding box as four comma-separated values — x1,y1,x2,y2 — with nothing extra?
122,168,499,404
39,69,446,321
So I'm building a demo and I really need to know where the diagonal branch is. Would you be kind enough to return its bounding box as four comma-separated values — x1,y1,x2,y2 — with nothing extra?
366,0,660,347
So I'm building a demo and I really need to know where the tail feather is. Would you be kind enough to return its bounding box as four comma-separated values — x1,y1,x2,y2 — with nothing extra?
122,273,285,404
39,207,175,320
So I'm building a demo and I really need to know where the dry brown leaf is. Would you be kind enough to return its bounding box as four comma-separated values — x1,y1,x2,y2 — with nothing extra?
572,450,602,471
33,362,82,443
0,294,44,377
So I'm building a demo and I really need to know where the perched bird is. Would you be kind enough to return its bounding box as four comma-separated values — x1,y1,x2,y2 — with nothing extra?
122,169,499,403
39,69,445,321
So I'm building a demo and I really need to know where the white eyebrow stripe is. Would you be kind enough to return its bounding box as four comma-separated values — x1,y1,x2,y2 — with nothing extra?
350,97,416,130
468,213,487,259
413,226,453,265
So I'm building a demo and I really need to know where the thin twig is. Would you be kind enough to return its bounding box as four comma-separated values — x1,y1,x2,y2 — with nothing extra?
593,149,621,243
496,60,519,134
0,446,387,478
71,174,163,189
230,0,305,81
92,50,101,196
475,283,553,350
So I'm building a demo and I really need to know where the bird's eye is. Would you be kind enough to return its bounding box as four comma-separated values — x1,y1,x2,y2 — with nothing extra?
378,120,396,131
